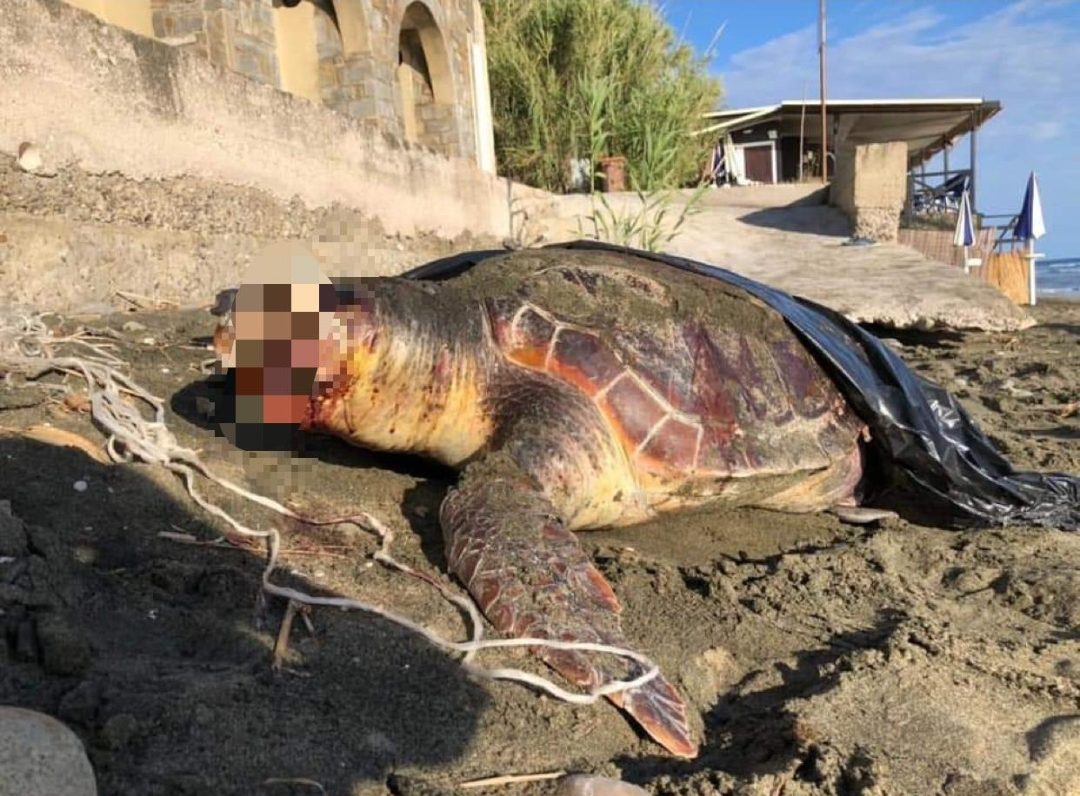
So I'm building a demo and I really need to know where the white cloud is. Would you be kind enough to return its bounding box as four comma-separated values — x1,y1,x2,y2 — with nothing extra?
717,1,1080,254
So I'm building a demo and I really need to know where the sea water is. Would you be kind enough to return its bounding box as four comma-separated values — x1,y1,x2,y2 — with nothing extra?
1039,261,1080,300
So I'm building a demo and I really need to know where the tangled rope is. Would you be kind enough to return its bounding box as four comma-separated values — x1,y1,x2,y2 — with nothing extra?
0,312,659,704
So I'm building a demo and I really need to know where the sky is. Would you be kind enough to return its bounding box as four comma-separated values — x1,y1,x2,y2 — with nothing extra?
660,0,1080,259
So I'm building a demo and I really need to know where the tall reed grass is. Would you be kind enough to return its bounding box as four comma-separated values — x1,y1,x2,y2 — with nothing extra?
483,0,722,193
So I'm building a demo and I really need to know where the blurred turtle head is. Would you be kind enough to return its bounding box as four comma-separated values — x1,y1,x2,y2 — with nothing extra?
211,242,343,449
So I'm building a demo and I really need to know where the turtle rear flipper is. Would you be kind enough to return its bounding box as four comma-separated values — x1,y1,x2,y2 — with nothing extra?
440,452,698,759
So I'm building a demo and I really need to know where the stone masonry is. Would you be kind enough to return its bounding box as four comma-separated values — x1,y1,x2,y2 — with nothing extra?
66,0,491,165
831,141,909,243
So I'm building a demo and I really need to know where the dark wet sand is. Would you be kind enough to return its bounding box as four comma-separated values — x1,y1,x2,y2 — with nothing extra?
1,301,1077,795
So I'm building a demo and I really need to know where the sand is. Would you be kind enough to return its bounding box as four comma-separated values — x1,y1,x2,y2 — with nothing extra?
528,190,1035,333
0,300,1077,796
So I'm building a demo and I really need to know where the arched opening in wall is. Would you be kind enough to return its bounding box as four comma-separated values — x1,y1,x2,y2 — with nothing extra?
397,2,458,156
274,0,377,118
328,0,369,56
309,0,346,107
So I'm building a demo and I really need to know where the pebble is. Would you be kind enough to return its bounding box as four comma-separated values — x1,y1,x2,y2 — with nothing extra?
556,775,648,796
73,480,88,493
121,320,146,332
16,142,44,174
0,707,97,795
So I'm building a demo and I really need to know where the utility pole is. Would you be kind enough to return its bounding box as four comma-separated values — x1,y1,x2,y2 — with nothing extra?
819,0,828,183
798,81,808,182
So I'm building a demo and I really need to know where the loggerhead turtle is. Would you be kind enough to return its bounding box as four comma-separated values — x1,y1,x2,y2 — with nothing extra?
214,246,881,759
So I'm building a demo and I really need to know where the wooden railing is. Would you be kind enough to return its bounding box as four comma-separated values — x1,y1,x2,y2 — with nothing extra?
904,168,971,220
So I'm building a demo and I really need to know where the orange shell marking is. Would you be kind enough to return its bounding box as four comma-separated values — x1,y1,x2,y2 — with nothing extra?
491,302,705,475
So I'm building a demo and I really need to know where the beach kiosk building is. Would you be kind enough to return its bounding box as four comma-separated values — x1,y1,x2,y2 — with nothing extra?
699,98,1000,213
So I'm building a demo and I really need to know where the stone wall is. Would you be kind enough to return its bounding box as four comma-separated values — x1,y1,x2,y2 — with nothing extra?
0,0,544,241
151,0,203,41
59,0,492,166
830,141,908,242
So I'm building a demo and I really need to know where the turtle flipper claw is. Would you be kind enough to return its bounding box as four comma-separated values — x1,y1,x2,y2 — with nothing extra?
609,673,698,759
534,646,697,759
441,454,699,758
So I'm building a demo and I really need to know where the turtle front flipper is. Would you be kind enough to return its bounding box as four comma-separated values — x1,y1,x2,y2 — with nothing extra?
440,451,698,758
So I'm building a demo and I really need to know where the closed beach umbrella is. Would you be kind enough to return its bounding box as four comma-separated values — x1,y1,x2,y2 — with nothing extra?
1013,171,1046,305
954,189,976,273
953,189,975,248
1013,171,1046,242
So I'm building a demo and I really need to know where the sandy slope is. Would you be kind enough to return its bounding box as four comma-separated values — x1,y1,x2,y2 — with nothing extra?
0,300,1077,796
528,189,1035,333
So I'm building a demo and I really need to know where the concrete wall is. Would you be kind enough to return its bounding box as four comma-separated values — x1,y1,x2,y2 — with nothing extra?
830,141,908,242
0,0,539,241
58,0,496,168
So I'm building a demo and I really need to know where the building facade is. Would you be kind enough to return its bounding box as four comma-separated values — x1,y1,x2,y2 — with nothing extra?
61,0,497,172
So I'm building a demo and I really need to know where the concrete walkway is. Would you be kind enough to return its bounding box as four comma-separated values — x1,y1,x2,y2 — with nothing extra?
533,188,1033,332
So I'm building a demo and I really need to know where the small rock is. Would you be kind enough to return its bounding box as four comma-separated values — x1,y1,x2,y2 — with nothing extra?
0,707,97,796
121,320,146,332
16,142,43,174
73,481,88,493
556,775,648,796
36,614,94,676
99,713,138,750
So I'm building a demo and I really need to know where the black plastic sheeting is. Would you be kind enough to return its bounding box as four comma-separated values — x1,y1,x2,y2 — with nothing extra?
404,240,1080,532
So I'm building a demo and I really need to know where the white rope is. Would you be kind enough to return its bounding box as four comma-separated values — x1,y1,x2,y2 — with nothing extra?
0,313,659,704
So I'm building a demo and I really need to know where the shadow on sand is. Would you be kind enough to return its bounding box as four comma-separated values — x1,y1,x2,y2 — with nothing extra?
170,375,459,571
0,435,486,794
614,610,905,786
1038,321,1080,339
737,205,851,238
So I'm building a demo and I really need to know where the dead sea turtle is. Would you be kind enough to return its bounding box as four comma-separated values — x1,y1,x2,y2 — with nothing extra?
215,246,880,759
